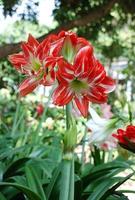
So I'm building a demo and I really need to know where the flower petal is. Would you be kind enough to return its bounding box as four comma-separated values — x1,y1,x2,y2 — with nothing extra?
88,107,107,125
126,125,135,139
58,31,77,46
100,76,116,93
74,96,89,117
76,37,92,52
88,60,106,84
50,38,64,56
86,86,107,104
28,34,39,48
21,42,34,58
19,77,39,96
57,59,74,84
74,46,93,76
52,84,73,106
8,53,27,71
36,39,50,59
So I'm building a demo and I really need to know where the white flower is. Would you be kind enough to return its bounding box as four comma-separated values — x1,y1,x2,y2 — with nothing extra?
86,107,118,149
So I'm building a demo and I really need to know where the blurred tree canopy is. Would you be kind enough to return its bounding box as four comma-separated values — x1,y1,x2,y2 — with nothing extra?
0,0,135,60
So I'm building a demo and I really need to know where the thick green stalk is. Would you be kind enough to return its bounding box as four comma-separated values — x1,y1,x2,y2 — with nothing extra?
68,156,74,200
66,103,72,129
59,103,75,200
59,156,73,200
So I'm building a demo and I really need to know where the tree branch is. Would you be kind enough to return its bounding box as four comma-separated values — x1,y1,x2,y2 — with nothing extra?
0,0,118,59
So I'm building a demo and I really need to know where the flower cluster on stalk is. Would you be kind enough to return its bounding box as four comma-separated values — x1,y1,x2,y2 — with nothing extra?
9,31,115,117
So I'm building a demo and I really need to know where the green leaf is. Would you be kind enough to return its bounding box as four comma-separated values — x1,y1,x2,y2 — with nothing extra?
0,192,7,200
4,158,30,179
0,182,41,200
119,190,135,194
87,177,122,200
106,194,129,200
46,163,62,199
10,175,27,185
82,160,133,189
25,165,46,200
0,162,4,181
101,172,134,199
90,160,133,174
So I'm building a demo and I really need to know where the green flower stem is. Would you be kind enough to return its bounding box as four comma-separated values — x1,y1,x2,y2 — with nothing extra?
59,103,76,200
68,156,74,200
66,103,72,129
60,153,74,200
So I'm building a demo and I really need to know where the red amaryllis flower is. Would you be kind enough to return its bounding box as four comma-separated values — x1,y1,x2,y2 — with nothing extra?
49,30,92,63
36,104,44,116
9,34,59,96
52,46,115,117
113,125,135,153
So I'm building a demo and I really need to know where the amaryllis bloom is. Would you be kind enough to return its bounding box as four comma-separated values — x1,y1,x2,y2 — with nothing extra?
9,34,59,96
113,125,135,153
49,30,92,63
9,30,115,116
53,46,115,117
36,104,44,116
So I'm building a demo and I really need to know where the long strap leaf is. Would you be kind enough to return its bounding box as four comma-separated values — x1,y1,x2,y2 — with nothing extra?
0,182,41,200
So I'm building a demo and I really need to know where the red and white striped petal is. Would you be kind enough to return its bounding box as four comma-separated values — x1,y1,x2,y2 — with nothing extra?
100,76,116,93
21,42,34,58
47,34,58,42
8,53,27,71
49,38,64,56
74,46,93,76
45,56,62,68
86,86,107,104
74,96,89,117
76,37,92,52
36,39,50,59
57,59,74,84
52,84,73,106
58,59,74,73
58,31,77,46
28,34,39,48
87,58,104,84
18,77,39,96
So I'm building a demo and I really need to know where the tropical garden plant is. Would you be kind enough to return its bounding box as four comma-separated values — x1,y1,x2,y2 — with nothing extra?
0,0,135,200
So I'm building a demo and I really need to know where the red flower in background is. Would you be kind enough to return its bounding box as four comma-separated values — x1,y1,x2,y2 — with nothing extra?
36,104,44,116
53,46,115,117
9,34,59,96
113,125,135,153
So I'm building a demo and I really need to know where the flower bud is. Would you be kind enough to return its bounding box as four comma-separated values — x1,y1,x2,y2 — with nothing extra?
36,104,44,116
